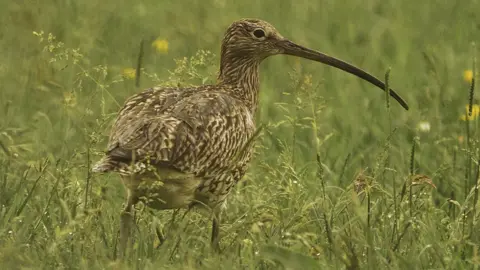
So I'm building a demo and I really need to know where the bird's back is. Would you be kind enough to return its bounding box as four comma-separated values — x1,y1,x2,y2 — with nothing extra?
93,85,256,208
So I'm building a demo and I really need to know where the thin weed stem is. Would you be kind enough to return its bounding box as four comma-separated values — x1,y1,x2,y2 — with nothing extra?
409,137,418,217
135,39,145,89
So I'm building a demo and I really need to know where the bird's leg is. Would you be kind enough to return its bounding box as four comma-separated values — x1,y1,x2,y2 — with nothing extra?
211,217,220,252
155,226,166,249
211,205,223,252
155,208,179,248
119,193,137,259
155,207,193,249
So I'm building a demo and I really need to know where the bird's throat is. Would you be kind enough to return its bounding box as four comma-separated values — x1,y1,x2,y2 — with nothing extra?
218,55,261,114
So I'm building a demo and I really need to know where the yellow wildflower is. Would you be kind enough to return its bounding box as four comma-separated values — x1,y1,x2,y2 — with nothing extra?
152,38,168,54
122,68,136,79
463,70,474,83
460,104,480,121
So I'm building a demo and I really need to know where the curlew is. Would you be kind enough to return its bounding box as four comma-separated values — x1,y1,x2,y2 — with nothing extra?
92,18,409,256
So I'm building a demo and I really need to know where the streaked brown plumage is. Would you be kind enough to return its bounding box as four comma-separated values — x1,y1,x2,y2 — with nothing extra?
92,18,409,256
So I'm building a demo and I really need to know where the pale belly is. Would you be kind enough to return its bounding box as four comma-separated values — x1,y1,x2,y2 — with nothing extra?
122,169,202,210
121,168,236,210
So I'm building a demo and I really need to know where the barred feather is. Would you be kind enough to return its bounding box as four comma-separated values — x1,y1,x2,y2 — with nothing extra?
92,20,275,210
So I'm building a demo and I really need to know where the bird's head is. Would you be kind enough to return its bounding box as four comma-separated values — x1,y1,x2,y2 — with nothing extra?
220,18,409,110
221,19,286,60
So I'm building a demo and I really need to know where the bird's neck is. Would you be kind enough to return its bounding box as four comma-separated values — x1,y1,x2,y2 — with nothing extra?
217,55,261,114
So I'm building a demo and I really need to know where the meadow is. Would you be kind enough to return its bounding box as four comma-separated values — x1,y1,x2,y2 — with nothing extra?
0,0,479,269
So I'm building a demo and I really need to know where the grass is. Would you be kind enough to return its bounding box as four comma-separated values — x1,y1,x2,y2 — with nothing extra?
0,0,479,269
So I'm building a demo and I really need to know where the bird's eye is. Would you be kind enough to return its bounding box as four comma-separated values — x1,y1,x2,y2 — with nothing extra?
253,29,266,39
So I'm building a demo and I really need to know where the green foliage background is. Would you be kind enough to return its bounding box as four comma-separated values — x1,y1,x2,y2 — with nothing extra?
1,0,479,269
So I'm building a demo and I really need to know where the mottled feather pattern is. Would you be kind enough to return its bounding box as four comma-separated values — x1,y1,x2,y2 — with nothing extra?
94,84,256,208
93,19,280,211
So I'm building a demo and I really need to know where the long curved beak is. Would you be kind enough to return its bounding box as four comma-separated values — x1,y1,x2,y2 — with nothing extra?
279,39,409,110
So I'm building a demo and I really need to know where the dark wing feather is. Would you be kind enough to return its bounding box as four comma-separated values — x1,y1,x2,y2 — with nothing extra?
93,86,255,177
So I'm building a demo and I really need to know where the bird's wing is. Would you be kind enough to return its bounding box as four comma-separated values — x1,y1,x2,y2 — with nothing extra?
93,87,256,177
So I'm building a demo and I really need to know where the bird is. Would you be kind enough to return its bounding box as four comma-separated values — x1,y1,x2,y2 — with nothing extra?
92,18,409,257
